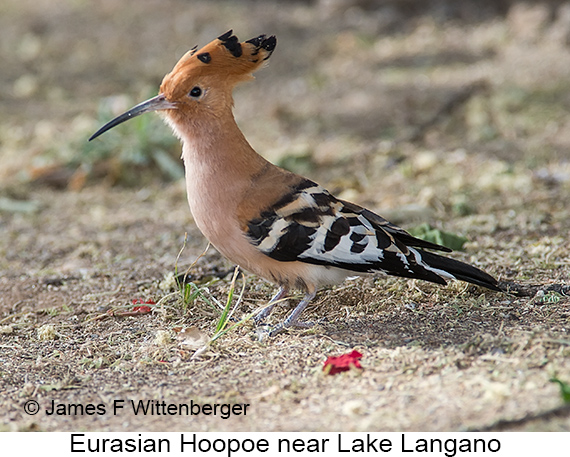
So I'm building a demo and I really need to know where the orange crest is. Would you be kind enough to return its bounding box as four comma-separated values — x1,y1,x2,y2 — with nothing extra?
160,30,276,100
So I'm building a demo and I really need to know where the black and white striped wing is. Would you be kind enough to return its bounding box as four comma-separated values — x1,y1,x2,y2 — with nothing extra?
245,179,455,284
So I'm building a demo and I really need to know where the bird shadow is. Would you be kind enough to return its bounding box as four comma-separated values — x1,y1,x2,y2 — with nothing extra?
318,281,568,350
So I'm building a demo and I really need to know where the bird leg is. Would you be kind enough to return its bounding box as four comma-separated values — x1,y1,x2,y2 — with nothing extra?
269,290,317,336
254,286,288,323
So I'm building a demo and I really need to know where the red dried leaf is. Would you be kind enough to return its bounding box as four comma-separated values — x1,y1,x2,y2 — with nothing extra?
132,298,156,305
323,350,363,375
131,305,152,314
124,298,156,315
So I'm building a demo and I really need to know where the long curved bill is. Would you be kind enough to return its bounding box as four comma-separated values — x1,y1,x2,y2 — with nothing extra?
89,94,176,141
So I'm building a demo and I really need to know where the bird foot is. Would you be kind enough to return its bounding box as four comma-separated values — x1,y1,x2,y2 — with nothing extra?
254,287,288,324
255,289,317,338
268,319,315,337
253,306,273,324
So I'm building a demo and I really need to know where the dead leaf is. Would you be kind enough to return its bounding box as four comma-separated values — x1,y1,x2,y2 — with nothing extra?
177,326,209,350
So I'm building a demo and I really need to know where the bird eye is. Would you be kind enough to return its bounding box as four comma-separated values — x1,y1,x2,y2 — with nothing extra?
189,86,202,98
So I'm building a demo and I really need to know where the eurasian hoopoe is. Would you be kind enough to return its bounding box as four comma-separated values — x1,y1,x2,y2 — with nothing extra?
90,31,501,335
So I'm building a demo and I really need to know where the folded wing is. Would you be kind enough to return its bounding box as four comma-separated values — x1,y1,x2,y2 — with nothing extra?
246,179,499,291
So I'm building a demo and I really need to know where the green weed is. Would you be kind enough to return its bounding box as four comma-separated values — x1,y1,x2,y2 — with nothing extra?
541,291,562,304
550,377,570,404
409,223,468,251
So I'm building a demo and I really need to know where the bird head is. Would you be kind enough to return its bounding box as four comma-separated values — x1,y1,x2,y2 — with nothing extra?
89,30,276,140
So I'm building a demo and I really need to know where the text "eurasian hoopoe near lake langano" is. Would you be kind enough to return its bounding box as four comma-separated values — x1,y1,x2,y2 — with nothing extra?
90,30,502,336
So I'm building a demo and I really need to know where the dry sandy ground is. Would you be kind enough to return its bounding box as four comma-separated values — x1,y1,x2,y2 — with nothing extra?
1,0,570,432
